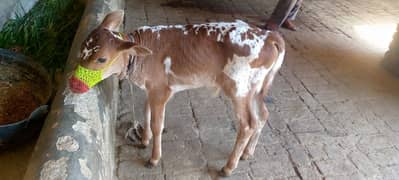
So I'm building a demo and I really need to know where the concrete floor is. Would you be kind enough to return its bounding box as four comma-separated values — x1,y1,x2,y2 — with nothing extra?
114,0,399,179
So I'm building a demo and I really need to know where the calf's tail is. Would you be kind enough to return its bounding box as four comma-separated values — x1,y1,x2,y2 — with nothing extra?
260,31,286,98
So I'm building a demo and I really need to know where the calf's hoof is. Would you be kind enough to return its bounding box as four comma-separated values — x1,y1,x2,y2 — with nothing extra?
240,153,251,160
144,160,158,169
134,143,147,149
219,167,232,177
134,139,150,149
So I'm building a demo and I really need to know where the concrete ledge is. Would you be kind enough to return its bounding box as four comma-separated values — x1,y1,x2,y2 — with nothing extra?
23,0,124,179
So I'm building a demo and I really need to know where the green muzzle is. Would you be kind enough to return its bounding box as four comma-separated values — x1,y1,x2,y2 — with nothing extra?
73,52,121,89
74,65,103,88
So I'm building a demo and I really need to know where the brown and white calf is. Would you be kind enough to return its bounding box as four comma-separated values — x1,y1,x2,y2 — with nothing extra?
69,10,285,176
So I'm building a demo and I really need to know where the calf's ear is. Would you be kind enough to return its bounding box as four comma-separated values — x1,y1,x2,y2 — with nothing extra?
100,10,124,31
118,41,153,57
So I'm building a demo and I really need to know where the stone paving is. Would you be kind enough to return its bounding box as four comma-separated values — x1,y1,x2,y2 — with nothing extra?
116,0,399,179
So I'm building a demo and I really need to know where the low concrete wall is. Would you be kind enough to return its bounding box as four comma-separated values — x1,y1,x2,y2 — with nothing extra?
0,0,38,29
23,0,124,179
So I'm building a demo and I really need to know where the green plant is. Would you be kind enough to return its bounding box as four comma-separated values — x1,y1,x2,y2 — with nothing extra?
0,0,84,74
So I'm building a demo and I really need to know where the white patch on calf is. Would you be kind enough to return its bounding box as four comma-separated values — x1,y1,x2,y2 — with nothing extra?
139,25,186,39
81,47,90,59
273,50,285,72
229,21,269,60
251,96,260,122
81,45,100,60
223,54,271,97
221,24,271,97
163,56,173,74
223,55,251,97
192,21,239,42
262,50,285,89
169,75,210,94
170,84,200,93
137,20,268,47
252,67,269,93
81,37,101,60
217,33,223,42
190,20,269,47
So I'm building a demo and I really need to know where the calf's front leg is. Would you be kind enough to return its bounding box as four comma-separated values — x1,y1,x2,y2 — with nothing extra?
141,99,152,147
145,88,171,168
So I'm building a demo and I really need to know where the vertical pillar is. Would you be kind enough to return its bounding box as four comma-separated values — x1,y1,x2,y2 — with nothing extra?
383,24,399,76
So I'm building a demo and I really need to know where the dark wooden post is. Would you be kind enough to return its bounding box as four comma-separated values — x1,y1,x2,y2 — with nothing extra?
383,24,399,76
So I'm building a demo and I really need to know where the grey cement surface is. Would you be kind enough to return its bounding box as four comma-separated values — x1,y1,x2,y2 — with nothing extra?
114,0,399,179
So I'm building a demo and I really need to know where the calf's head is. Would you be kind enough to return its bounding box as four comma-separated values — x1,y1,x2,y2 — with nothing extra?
69,10,152,93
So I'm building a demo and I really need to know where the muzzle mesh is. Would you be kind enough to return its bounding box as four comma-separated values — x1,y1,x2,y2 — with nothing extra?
73,65,103,88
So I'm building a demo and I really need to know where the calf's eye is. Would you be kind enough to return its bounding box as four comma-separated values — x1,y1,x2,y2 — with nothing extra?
97,57,107,63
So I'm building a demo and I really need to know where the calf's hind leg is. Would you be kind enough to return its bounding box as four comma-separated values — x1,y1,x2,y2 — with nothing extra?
241,66,279,160
221,96,257,176
241,93,269,160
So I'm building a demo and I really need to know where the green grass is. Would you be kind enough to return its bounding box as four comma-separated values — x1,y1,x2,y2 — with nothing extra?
0,0,84,74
